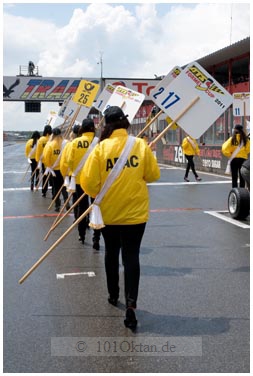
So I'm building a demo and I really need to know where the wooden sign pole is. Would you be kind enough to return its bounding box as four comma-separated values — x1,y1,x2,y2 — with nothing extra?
21,164,31,183
45,192,87,238
137,109,163,138
48,183,65,210
19,204,94,284
149,96,200,148
63,106,82,139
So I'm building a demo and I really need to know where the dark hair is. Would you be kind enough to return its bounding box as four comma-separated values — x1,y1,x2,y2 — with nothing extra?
72,124,81,135
43,125,52,136
231,125,248,146
80,119,95,134
99,118,130,142
31,131,40,147
52,127,61,136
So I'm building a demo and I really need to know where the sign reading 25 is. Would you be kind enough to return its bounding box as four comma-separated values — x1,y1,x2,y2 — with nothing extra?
73,80,100,108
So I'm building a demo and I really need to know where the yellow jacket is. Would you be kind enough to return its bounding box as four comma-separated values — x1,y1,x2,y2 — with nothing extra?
43,138,68,171
67,132,96,184
80,129,160,225
60,141,72,177
222,134,250,159
35,135,50,163
182,136,200,156
25,139,36,159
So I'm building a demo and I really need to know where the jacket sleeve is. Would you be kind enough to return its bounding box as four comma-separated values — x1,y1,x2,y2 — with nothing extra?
43,143,52,168
221,138,232,157
181,138,187,152
60,144,69,177
35,139,42,162
67,141,75,172
195,141,200,155
25,140,31,158
80,146,101,198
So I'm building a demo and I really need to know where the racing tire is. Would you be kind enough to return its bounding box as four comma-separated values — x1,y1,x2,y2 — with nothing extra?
228,188,250,220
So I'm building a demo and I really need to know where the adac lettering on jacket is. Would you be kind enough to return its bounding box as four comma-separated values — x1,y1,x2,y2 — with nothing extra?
77,140,89,148
106,155,139,171
53,149,60,155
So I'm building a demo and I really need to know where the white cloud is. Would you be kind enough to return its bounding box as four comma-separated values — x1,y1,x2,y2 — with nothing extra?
3,2,250,131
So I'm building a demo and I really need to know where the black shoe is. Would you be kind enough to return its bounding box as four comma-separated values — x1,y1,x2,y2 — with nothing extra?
79,235,85,244
124,308,137,329
66,204,70,211
42,192,46,197
55,206,60,212
93,241,100,250
30,184,34,191
184,177,190,182
108,297,118,306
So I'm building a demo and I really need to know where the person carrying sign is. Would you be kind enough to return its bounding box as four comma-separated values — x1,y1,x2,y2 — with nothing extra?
25,131,40,191
222,124,250,188
80,106,160,330
67,119,100,247
60,124,81,221
43,127,69,212
35,125,52,197
181,135,202,182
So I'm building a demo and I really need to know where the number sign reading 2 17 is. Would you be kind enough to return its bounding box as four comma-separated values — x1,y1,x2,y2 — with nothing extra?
73,80,100,108
151,61,233,139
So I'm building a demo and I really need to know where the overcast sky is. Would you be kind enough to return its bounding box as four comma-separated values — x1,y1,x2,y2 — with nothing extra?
2,1,250,132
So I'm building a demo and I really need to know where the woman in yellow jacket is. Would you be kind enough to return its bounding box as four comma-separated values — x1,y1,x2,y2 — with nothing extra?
43,128,69,212
222,124,250,188
60,124,80,221
25,131,40,190
80,106,160,329
67,119,99,246
181,135,202,182
35,125,52,197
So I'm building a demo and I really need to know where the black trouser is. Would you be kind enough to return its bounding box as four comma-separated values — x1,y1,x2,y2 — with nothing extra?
231,158,246,188
52,170,68,208
30,159,39,188
76,184,89,238
101,223,146,309
185,155,198,178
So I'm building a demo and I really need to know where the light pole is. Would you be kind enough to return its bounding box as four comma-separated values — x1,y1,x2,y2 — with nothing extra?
97,51,104,91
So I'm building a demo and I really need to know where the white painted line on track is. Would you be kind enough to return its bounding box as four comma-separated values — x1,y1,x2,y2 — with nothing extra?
148,181,231,186
4,180,231,191
204,210,250,228
56,272,96,279
4,171,25,174
3,187,41,191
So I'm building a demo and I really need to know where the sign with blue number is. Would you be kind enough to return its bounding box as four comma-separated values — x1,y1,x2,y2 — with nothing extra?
93,84,115,112
233,92,250,117
151,62,233,138
58,95,90,123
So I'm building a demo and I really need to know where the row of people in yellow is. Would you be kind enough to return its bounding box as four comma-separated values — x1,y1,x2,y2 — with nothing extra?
24,121,100,250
